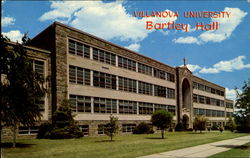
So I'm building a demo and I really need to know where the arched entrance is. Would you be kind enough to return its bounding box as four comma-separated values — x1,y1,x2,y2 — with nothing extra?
182,78,191,110
181,78,192,128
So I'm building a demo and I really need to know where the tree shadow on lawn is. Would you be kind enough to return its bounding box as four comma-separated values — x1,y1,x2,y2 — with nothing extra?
94,139,122,143
213,145,250,150
2,143,35,148
188,132,206,134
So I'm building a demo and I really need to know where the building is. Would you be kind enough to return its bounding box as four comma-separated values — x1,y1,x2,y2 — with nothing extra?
3,22,234,137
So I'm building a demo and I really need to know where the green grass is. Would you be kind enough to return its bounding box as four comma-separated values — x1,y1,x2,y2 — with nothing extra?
209,142,250,158
3,131,248,158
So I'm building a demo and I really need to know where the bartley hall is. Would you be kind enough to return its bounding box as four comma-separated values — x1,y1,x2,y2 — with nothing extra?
3,22,234,137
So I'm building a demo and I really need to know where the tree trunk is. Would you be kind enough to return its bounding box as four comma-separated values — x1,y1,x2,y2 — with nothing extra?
12,124,17,148
161,129,164,139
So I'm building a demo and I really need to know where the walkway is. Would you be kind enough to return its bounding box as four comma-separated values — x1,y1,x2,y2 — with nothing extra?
139,135,250,158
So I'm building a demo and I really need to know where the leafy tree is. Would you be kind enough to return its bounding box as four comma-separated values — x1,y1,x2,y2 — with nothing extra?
133,122,154,134
235,79,250,132
193,115,208,133
103,115,119,141
151,110,173,139
0,35,46,147
37,100,83,139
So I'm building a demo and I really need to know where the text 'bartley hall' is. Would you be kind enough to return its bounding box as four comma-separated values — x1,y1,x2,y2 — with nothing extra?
4,22,234,137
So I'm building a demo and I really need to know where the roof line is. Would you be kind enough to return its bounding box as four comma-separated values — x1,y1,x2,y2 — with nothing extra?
53,21,175,70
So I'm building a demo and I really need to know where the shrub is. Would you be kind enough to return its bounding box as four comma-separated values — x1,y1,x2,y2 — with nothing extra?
193,115,208,133
219,126,224,133
182,114,189,130
236,125,250,133
133,122,154,134
225,118,236,132
37,122,53,139
211,124,218,130
175,122,185,131
37,100,83,139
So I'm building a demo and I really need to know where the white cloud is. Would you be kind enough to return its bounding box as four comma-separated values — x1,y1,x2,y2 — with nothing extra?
2,30,23,43
199,56,250,74
2,17,15,27
186,64,201,72
225,88,241,101
125,43,141,52
174,7,247,45
39,1,177,42
173,36,200,44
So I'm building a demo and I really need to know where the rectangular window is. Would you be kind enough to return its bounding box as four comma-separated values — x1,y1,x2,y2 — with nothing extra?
154,85,166,97
68,39,76,55
118,56,136,71
154,104,167,111
92,48,116,66
167,88,175,99
138,63,152,76
76,42,83,56
193,94,198,103
69,65,90,85
69,95,91,113
118,77,137,93
93,71,116,90
167,73,175,82
79,125,89,136
98,124,107,135
168,105,176,115
139,102,153,114
119,100,137,114
198,95,205,104
194,108,198,115
122,124,136,133
138,81,153,95
154,69,166,80
205,97,211,105
18,126,38,135
34,60,44,77
94,97,117,114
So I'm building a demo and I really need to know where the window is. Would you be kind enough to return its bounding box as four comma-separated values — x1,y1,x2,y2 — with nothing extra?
154,104,167,111
138,63,152,76
118,56,136,71
122,124,136,133
154,68,165,80
226,102,233,109
34,60,44,77
193,82,198,89
198,84,205,91
92,48,116,66
79,125,89,136
167,88,175,99
119,100,137,114
212,110,217,117
93,71,116,90
193,94,198,103
139,102,153,114
94,97,117,114
118,77,137,93
69,65,90,85
168,105,176,115
69,95,91,113
198,95,205,104
98,124,107,135
154,85,166,97
194,108,198,115
18,126,38,135
167,73,175,82
68,39,90,58
205,97,210,105
138,81,153,95
35,97,45,112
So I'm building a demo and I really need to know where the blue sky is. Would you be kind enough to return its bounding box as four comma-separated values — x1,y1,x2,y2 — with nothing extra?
2,1,250,100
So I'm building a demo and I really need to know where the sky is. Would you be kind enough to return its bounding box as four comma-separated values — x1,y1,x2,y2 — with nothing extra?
2,0,250,101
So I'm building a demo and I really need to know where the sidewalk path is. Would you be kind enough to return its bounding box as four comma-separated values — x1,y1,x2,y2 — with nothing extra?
139,135,250,158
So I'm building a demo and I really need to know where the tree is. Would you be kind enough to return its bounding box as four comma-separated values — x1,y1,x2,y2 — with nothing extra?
235,79,250,132
37,100,83,139
193,115,208,133
0,35,46,147
151,110,173,139
103,115,119,141
225,117,236,132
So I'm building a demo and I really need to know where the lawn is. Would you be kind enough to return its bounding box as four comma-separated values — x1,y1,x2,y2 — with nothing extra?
3,131,248,158
209,142,250,158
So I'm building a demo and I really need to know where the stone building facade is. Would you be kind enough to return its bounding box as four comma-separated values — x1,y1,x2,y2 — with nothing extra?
3,22,234,137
